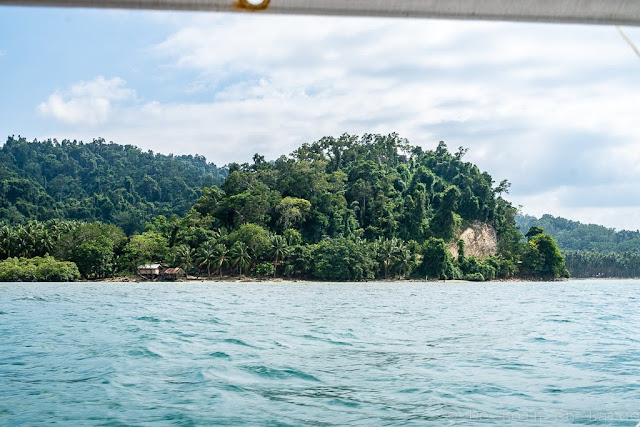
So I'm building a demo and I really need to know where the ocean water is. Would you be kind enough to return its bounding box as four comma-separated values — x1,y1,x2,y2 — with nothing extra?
1,280,639,426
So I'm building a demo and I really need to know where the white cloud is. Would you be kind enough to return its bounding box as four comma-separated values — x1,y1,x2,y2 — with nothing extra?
36,15,640,229
37,76,136,125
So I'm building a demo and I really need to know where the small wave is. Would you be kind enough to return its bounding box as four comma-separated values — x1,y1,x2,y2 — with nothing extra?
497,362,535,371
135,316,175,324
398,388,421,394
463,384,508,395
135,316,161,322
300,334,353,346
209,351,231,359
161,412,196,423
169,330,196,338
13,296,46,302
217,383,246,393
222,338,255,348
127,348,162,359
63,376,102,384
241,365,320,382
301,334,321,341
327,398,360,408
598,314,623,321
167,371,206,385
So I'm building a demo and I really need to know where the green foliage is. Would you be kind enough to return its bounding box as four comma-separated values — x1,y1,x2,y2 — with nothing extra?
230,241,251,276
270,235,290,275
0,255,80,282
372,237,414,278
192,135,512,249
227,223,272,261
52,223,125,278
283,228,302,246
312,237,376,281
277,197,311,230
457,239,466,260
520,232,569,279
0,220,77,259
417,237,455,280
564,250,640,278
1,133,575,281
457,255,496,281
525,226,544,240
517,214,640,253
212,243,230,277
197,240,218,278
121,232,169,272
430,186,461,240
255,262,275,277
282,244,314,278
192,186,226,217
170,244,196,273
464,272,485,282
0,136,226,232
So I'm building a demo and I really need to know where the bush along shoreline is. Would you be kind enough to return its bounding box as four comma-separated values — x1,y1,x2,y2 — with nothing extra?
0,255,80,282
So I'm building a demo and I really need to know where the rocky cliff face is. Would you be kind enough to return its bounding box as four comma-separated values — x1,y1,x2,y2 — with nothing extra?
448,221,498,259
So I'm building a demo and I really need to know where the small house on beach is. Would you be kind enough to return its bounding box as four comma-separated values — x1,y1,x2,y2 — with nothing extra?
163,267,186,281
138,263,162,278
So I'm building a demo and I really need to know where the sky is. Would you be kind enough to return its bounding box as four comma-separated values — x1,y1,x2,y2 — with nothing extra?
0,6,639,230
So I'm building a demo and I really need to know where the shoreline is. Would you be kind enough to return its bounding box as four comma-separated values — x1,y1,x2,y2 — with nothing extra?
4,277,636,284
89,276,575,284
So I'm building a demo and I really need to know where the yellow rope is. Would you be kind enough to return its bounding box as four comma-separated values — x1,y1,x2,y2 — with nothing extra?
617,26,640,58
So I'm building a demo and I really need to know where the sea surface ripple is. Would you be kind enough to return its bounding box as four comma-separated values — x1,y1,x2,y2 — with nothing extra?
1,280,639,425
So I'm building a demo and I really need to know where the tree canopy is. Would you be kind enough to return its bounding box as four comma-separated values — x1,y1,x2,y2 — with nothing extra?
0,133,573,281
0,136,226,233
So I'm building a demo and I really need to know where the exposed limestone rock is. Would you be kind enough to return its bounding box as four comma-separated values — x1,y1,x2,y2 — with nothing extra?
449,221,498,259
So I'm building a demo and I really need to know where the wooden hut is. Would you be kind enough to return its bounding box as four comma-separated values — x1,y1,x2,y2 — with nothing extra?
162,267,186,281
138,263,162,278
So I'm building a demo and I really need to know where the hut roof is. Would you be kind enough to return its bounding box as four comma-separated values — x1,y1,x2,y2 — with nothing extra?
138,264,161,269
163,267,185,275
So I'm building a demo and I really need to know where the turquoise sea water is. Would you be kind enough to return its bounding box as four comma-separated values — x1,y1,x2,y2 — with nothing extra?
1,280,639,426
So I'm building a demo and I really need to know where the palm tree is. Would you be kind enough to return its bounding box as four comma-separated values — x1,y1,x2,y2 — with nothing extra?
397,247,413,278
197,241,217,278
36,230,55,256
14,226,30,258
376,238,397,278
173,244,196,273
0,225,15,259
25,221,47,256
213,243,230,277
270,235,289,276
230,242,251,276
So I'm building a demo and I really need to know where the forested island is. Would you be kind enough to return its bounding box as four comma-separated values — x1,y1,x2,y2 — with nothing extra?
518,214,640,278
1,134,571,282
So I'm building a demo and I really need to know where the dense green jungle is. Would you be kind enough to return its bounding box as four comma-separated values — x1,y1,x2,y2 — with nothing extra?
0,133,604,282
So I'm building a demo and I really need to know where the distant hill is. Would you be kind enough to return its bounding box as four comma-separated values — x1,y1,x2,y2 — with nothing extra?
0,136,227,233
516,214,640,253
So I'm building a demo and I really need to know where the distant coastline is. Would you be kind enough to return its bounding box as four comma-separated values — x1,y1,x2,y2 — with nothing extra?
89,276,569,284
